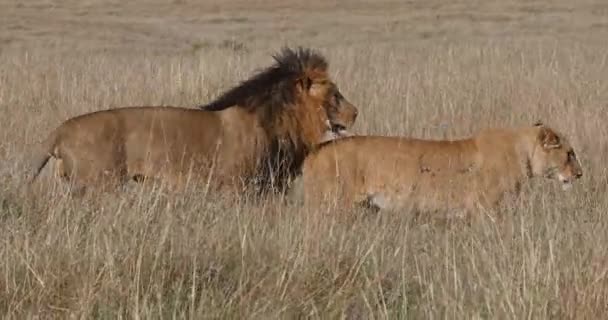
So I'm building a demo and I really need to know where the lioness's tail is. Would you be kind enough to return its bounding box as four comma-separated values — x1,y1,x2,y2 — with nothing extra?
26,129,59,184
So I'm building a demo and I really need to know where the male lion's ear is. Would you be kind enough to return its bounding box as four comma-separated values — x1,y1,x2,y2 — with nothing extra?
296,77,312,94
539,127,561,149
309,79,330,99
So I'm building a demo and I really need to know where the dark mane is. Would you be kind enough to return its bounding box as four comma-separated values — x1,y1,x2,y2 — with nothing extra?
197,47,328,112
197,47,331,195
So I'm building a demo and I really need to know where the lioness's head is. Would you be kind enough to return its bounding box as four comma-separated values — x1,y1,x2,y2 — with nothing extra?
530,123,583,190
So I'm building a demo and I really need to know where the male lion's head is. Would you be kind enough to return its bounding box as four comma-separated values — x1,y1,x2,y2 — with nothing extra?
198,47,359,192
199,47,358,146
530,122,583,190
269,47,357,148
296,74,358,144
318,81,358,137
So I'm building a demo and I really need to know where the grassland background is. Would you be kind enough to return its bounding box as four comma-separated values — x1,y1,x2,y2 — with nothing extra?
1,0,608,318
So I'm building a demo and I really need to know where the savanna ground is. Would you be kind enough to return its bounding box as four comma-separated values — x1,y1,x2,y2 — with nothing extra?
1,0,608,318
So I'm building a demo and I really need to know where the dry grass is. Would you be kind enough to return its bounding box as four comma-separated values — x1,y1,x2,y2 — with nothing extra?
1,0,608,318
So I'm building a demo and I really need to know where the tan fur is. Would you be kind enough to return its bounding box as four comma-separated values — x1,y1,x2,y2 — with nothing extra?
299,123,583,215
26,47,358,195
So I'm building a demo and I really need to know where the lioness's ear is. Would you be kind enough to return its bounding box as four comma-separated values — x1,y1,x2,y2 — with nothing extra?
539,127,561,149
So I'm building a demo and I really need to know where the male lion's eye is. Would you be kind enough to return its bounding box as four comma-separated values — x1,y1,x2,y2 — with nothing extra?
567,150,576,160
334,93,342,104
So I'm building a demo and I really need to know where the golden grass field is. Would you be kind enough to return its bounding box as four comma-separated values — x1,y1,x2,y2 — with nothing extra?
1,0,608,318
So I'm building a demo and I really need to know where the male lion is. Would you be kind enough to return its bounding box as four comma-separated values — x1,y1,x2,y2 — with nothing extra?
298,122,583,215
26,47,358,195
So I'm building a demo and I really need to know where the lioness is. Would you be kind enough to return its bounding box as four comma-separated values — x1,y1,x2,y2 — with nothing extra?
26,47,358,195
299,122,583,215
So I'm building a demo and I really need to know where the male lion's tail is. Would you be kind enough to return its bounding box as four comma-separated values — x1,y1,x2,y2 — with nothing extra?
25,129,59,184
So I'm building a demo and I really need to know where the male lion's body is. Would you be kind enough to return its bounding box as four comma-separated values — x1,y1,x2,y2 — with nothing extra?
26,47,358,195
299,123,583,215
32,106,263,191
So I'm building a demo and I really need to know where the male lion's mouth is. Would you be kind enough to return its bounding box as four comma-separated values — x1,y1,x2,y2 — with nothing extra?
331,124,351,137
319,124,352,144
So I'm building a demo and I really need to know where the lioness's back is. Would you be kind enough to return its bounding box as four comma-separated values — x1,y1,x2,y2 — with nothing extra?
304,135,478,174
301,124,583,214
302,135,480,209
301,131,534,212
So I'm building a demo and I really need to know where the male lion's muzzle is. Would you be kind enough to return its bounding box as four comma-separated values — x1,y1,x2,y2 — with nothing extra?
328,99,358,136
321,120,354,143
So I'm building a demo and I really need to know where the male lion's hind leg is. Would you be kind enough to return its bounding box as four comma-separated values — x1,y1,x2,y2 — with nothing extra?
42,156,87,197
58,154,129,198
123,172,187,196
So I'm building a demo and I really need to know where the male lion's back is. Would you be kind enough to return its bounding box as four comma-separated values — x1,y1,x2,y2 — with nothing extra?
53,106,226,185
